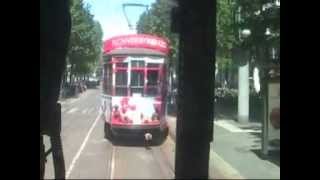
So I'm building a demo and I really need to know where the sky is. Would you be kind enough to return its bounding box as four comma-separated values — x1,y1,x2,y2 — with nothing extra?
83,0,156,41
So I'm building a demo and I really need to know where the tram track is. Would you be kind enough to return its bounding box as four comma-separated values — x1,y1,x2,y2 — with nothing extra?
109,137,174,179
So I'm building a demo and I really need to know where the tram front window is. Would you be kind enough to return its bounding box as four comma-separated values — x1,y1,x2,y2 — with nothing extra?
147,71,158,86
130,71,144,96
115,71,127,96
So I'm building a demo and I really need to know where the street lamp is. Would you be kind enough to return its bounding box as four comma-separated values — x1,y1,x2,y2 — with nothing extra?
265,28,271,36
241,29,251,38
253,67,260,93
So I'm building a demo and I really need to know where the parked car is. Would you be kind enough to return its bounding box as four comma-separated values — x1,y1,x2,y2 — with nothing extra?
86,77,99,88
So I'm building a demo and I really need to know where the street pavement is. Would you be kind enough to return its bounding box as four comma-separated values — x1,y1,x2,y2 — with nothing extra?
43,87,279,179
167,116,280,179
44,88,174,179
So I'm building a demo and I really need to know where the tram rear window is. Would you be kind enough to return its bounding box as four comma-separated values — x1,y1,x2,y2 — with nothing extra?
147,71,158,86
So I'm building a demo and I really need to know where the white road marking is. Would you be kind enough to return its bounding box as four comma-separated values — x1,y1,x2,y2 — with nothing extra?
65,112,102,179
67,108,78,114
214,120,261,133
110,146,116,180
87,107,95,114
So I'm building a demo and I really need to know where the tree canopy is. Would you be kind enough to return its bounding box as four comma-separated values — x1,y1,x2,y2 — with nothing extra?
67,0,103,78
136,0,280,73
137,0,179,70
216,0,237,71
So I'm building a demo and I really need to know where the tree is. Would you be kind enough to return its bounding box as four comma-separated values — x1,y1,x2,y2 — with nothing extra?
216,0,236,69
136,0,279,88
216,0,240,88
234,0,280,66
65,0,103,84
137,0,179,72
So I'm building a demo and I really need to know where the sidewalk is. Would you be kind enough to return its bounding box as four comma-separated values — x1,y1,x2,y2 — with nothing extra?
166,116,280,179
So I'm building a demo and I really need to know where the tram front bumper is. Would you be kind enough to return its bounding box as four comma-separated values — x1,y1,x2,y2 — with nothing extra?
110,124,166,139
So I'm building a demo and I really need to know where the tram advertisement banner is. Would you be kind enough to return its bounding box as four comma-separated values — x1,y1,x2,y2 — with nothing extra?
104,34,169,54
267,82,280,150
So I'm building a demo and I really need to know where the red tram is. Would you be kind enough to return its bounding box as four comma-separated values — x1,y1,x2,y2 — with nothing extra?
100,34,170,143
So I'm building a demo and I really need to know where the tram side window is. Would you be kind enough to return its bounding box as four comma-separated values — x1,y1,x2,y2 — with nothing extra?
115,71,127,96
103,64,112,95
147,71,158,86
146,70,159,97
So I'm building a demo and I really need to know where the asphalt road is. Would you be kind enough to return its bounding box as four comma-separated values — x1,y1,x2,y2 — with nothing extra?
43,88,174,179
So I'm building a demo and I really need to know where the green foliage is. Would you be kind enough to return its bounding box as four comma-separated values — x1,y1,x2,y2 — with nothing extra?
219,0,280,69
236,0,280,48
67,0,103,76
136,0,179,69
216,0,238,70
217,0,236,57
136,0,279,73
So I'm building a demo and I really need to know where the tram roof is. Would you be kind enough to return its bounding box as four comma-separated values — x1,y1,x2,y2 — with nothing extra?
103,34,170,56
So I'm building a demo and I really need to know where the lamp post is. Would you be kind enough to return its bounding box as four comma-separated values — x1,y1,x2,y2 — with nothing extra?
231,0,253,123
237,28,251,123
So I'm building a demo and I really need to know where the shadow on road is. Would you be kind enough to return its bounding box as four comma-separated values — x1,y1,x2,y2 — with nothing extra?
251,149,280,167
110,136,166,148
247,131,280,167
240,126,261,131
249,132,262,138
